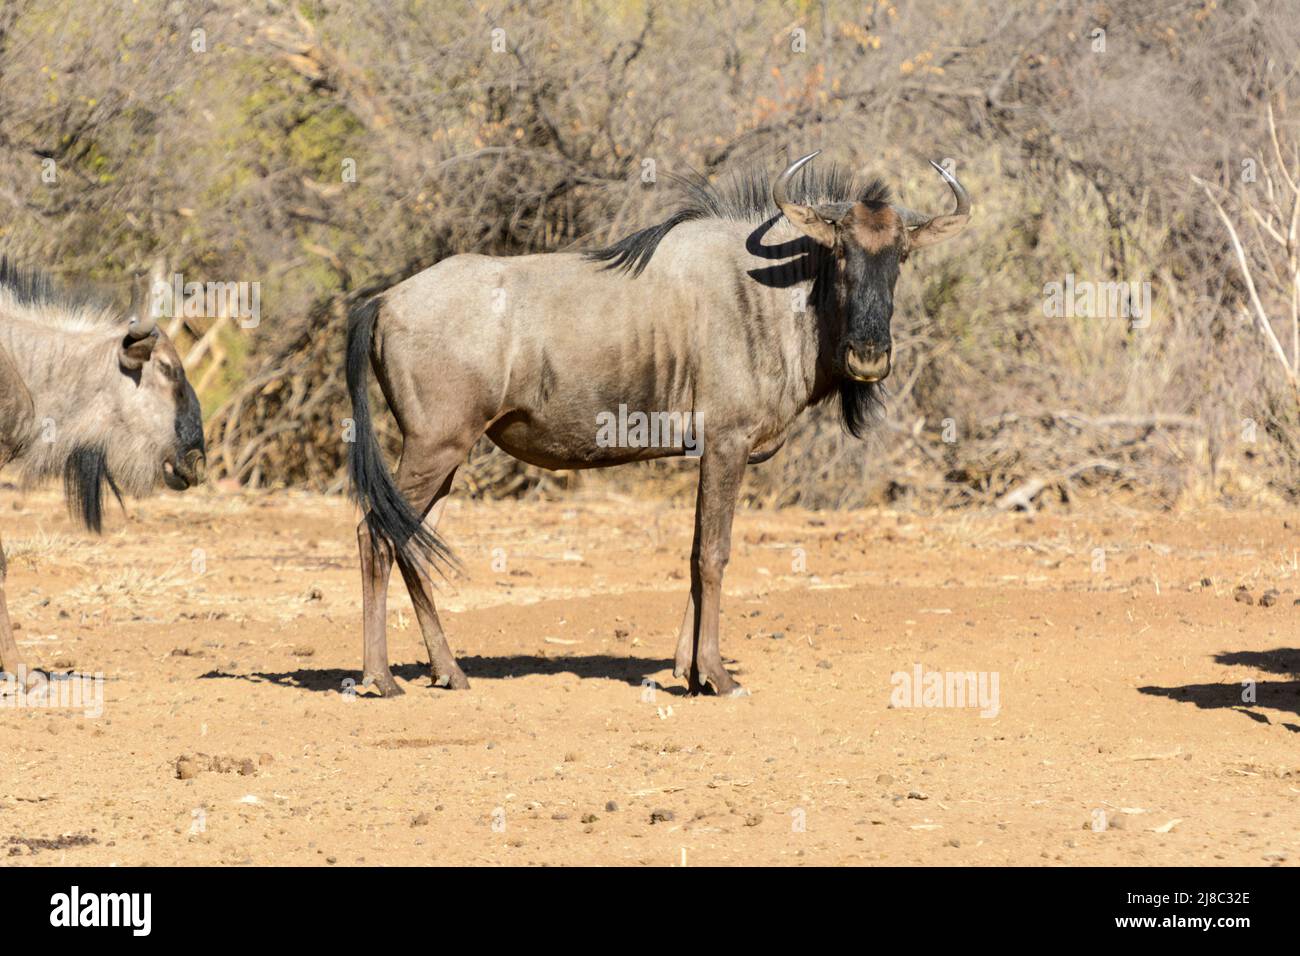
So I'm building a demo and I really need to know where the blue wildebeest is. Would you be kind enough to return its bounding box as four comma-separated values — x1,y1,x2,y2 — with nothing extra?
0,261,206,683
346,152,970,696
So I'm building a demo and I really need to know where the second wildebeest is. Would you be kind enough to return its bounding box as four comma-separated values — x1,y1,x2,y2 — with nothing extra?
347,152,970,696
0,260,206,683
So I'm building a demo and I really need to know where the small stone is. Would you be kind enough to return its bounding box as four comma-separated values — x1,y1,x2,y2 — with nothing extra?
411,813,430,827
906,790,929,800
1260,589,1280,608
876,773,894,785
817,660,833,670
580,813,598,824
1234,586,1254,605
650,809,675,824
604,801,619,812
744,813,763,827
176,758,200,780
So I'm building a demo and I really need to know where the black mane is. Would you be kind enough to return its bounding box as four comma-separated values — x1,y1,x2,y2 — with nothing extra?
585,159,891,277
0,256,103,314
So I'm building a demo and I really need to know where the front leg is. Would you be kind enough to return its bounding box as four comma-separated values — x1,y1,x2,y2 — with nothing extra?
681,435,749,696
673,503,700,679
672,590,695,681
0,534,30,685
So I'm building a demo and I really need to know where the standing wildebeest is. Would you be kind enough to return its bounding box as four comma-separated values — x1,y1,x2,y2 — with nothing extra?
0,260,207,682
347,152,970,696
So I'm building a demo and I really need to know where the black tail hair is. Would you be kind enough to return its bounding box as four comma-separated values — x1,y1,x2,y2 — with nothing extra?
63,445,123,534
345,297,458,574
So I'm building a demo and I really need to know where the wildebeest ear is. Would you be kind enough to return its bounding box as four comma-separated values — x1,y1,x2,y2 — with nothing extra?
120,330,158,370
773,151,837,247
120,314,158,370
907,213,970,250
779,203,838,247
898,160,972,250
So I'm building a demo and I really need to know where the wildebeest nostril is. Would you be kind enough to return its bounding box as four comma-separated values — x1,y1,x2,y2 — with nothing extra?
849,342,891,360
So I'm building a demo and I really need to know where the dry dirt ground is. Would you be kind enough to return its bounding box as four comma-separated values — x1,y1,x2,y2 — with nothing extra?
1,485,1298,866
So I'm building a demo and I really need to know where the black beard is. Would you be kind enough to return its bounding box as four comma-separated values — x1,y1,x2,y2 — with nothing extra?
63,445,124,534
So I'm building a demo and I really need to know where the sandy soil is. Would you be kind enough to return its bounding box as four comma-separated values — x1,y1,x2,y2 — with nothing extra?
1,485,1298,866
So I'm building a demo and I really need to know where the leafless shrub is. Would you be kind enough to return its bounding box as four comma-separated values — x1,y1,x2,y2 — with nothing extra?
1,0,1297,508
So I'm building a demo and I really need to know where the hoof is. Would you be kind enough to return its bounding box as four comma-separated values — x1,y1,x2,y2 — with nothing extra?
688,665,744,697
363,672,404,698
0,667,34,694
432,668,470,690
673,645,693,680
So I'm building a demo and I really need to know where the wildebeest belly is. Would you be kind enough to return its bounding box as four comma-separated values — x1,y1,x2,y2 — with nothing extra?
484,265,705,469
488,373,703,470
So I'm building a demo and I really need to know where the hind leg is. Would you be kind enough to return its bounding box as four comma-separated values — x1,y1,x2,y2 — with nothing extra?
392,436,479,689
395,464,470,690
357,518,402,696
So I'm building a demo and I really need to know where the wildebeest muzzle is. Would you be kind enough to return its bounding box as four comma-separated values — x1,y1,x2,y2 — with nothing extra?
844,344,891,383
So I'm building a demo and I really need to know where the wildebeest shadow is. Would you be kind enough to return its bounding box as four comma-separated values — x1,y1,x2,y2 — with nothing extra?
199,654,687,696
1138,648,1300,733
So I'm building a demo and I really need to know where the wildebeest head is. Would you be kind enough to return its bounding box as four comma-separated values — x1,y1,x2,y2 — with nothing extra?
773,152,970,384
113,310,207,495
0,259,208,533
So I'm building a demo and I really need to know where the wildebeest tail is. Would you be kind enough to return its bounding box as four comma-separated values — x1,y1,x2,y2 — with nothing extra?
345,297,457,574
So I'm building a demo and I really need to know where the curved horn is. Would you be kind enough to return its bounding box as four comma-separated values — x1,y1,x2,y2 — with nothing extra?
772,150,836,246
128,312,156,339
899,160,972,249
772,150,821,210
930,159,970,218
